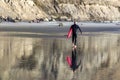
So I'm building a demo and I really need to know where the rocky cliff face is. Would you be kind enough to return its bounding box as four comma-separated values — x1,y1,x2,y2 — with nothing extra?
0,0,120,21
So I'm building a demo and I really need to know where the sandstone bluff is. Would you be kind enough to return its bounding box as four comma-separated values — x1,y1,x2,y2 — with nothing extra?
0,0,120,21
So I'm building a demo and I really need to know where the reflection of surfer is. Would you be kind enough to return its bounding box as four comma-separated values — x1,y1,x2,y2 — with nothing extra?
71,48,81,72
70,21,82,48
66,48,81,72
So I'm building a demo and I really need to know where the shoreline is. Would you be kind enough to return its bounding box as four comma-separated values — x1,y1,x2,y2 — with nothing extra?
0,31,119,39
0,22,120,38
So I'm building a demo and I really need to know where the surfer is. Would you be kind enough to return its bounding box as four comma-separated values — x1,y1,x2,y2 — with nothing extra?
70,20,82,48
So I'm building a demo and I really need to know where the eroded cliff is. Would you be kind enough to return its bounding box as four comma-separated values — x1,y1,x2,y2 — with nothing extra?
0,0,120,21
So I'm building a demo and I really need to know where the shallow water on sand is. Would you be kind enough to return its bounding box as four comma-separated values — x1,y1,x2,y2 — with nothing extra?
0,32,120,80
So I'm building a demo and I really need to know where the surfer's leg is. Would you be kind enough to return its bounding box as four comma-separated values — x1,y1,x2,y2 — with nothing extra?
72,35,74,46
74,34,77,48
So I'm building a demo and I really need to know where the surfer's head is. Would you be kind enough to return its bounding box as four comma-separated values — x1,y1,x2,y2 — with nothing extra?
73,19,77,24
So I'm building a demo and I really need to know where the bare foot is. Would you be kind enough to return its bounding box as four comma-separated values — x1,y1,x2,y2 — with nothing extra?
72,47,74,50
74,45,77,48
72,43,74,47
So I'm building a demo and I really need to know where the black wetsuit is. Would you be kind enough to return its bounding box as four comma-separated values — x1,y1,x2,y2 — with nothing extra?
70,48,81,72
70,24,82,45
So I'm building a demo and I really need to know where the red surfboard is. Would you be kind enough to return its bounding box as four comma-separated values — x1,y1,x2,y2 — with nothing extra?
66,56,72,67
67,27,72,38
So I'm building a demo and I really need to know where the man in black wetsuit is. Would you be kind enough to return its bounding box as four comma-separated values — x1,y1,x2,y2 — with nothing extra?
70,48,81,72
70,21,82,48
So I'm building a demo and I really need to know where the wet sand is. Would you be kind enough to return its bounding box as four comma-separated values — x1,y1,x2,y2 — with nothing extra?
0,22,120,80
0,22,120,33
0,22,120,38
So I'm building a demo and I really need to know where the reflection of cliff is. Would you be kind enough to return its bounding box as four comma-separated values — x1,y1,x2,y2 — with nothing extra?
0,0,120,20
78,34,120,69
0,33,120,80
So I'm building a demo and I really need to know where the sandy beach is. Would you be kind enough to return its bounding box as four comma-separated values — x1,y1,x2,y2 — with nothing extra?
0,22,120,38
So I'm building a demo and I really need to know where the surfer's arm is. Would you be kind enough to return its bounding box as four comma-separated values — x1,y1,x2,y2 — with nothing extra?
78,26,82,34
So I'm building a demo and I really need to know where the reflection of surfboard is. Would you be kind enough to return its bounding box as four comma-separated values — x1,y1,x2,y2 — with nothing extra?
66,56,72,67
67,27,72,38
